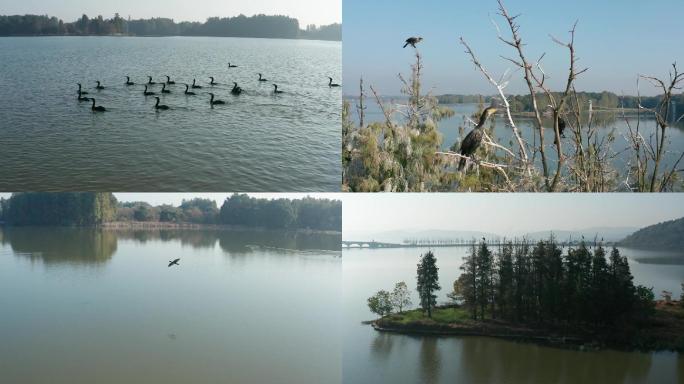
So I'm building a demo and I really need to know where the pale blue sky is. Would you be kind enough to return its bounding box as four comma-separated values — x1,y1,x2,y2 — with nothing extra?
343,0,684,96
0,0,341,27
342,194,684,234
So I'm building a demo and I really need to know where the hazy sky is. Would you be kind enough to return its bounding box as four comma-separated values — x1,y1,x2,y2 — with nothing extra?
343,0,684,96
0,0,341,27
342,194,684,235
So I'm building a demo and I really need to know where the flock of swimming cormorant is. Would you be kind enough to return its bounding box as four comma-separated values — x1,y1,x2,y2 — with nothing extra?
76,68,341,113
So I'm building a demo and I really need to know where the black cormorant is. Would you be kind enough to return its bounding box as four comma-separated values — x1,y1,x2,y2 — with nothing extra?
403,37,423,48
165,75,175,85
209,93,225,105
184,84,196,95
553,117,567,145
143,85,156,96
272,84,284,94
209,76,217,85
231,82,243,95
161,83,171,94
458,107,498,171
228,62,238,68
125,76,135,86
154,97,170,110
90,98,106,112
147,76,156,85
77,83,89,95
192,79,202,89
95,81,105,90
168,258,180,267
77,92,89,102
328,77,340,87
258,73,268,82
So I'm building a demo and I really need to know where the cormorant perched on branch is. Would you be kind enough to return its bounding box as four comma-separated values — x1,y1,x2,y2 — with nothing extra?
403,37,423,48
458,107,498,171
553,117,567,145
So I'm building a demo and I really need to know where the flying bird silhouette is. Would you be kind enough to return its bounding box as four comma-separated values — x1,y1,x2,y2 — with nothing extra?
168,258,180,267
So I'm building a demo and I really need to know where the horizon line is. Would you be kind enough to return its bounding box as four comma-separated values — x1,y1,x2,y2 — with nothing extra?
0,12,342,27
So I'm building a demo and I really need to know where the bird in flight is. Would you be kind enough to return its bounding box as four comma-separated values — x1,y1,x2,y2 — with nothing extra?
403,37,423,48
168,258,180,267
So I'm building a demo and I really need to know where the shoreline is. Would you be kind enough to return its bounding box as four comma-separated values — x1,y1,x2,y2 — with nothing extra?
1,221,341,235
369,303,684,352
371,319,588,349
0,34,341,42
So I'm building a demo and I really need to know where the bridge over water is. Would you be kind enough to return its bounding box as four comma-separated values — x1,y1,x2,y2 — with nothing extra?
342,240,488,249
342,241,403,249
342,240,601,249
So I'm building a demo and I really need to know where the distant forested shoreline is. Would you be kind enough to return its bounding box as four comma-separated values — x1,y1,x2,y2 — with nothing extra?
436,92,684,116
0,14,341,41
0,193,342,232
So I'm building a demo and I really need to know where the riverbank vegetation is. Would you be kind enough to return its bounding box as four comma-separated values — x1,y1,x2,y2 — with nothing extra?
437,92,684,117
343,0,684,192
366,238,684,351
0,193,341,232
0,14,341,41
0,193,117,226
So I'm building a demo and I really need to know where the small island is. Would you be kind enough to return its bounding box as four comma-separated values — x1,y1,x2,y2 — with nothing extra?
371,302,684,352
366,239,684,352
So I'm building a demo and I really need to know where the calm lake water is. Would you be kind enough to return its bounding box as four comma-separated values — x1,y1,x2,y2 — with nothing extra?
345,99,684,186
0,37,341,191
0,227,342,384
343,246,683,384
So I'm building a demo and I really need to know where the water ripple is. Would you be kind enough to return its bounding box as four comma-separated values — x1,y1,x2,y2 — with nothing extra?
0,36,342,191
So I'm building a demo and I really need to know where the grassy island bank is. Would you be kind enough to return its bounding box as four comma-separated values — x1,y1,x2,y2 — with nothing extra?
371,302,684,352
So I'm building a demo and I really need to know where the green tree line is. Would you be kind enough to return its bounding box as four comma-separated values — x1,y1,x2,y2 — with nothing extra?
454,238,655,327
0,14,341,41
437,92,684,117
0,193,341,232
218,194,342,231
366,238,658,329
116,194,341,231
0,193,117,226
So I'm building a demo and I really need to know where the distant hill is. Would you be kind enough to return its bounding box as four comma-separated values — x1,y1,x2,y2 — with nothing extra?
619,217,684,250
